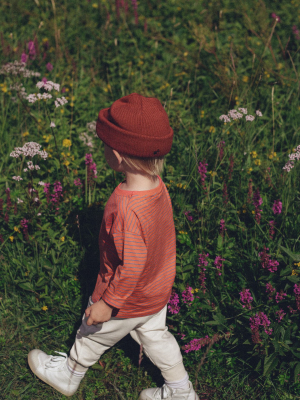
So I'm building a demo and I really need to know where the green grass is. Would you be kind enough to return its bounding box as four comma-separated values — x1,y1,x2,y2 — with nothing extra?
1,0,300,398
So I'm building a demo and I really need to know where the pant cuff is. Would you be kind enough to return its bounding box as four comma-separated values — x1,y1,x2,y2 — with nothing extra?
160,361,187,382
68,357,89,373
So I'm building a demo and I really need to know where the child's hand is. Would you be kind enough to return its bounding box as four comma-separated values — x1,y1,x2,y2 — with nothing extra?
85,299,113,326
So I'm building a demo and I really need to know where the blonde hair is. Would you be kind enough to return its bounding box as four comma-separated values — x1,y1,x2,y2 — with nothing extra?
120,153,165,180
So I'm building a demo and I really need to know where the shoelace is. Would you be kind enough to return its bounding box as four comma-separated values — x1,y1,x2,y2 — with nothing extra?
45,351,68,370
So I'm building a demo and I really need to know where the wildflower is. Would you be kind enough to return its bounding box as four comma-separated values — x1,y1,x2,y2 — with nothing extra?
183,336,210,353
55,97,68,107
20,218,29,241
46,63,53,71
36,80,60,92
294,284,300,310
275,290,287,303
214,255,225,276
253,188,263,225
9,236,14,242
198,252,208,294
12,176,23,181
42,305,48,311
14,227,20,233
28,41,36,59
240,288,253,309
60,237,65,242
249,312,272,344
269,221,276,240
63,139,72,147
259,246,279,273
85,153,98,186
198,160,208,194
43,183,51,204
79,132,94,148
245,115,255,122
182,287,194,304
168,290,180,314
220,218,227,236
21,53,28,63
293,25,300,40
271,13,280,22
238,107,247,114
10,142,48,160
266,283,276,301
50,121,56,128
17,198,23,204
184,211,193,221
256,110,263,117
272,199,282,215
38,181,45,186
276,309,286,322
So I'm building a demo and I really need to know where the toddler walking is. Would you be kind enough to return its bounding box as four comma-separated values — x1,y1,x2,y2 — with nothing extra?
28,93,199,399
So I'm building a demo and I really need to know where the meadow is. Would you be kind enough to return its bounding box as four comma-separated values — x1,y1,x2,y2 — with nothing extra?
1,0,300,398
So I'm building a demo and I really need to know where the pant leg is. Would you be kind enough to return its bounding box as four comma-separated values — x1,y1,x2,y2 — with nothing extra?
130,305,187,381
68,297,164,373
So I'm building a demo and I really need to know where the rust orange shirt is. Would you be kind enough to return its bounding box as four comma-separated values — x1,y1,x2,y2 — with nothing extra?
91,175,176,318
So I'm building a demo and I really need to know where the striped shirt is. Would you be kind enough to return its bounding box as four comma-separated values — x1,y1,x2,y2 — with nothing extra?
91,175,176,318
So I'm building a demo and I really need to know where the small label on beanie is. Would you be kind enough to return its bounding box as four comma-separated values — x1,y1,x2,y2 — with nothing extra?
153,149,160,155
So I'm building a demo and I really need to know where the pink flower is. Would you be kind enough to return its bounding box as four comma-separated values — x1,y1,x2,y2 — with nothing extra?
269,220,276,240
42,77,47,83
276,309,286,322
198,252,208,294
74,178,83,187
222,182,229,206
21,53,28,63
272,199,282,215
182,287,194,304
245,115,255,122
183,335,211,353
294,284,300,310
249,312,272,344
184,211,193,221
259,246,279,273
220,219,227,237
240,288,253,309
28,41,36,59
253,188,263,224
198,160,208,194
271,13,280,22
168,290,180,314
46,62,53,71
214,255,225,276
266,282,276,300
275,290,287,303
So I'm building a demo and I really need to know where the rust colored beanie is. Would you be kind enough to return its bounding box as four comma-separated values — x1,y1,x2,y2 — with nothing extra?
96,93,173,158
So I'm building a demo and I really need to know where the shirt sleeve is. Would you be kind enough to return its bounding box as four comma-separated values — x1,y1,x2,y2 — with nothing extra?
101,230,147,308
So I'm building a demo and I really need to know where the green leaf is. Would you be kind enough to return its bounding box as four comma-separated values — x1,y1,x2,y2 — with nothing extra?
287,275,300,283
18,282,34,292
279,246,300,262
182,264,194,272
294,362,300,383
263,352,279,377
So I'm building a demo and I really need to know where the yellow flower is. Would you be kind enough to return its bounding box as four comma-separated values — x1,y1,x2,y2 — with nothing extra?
92,3,98,7
294,262,300,267
277,63,283,70
183,52,188,57
254,159,261,166
243,209,246,213
242,76,249,83
71,96,75,101
14,227,20,233
252,210,255,214
60,109,64,114
65,88,70,92
250,151,257,158
183,185,187,190
209,126,215,133
60,237,65,242
191,288,195,294
1,85,7,93
235,96,239,100
42,38,48,43
194,288,199,292
247,168,253,174
9,236,14,242
70,102,74,107
63,139,72,147
25,271,30,276
22,131,29,137
42,306,48,311
63,160,70,166
74,277,78,281
292,270,299,276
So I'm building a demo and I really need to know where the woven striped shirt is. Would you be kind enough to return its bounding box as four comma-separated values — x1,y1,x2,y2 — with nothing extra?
91,175,176,318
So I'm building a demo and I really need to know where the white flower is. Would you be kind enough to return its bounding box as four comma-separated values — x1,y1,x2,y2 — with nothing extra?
38,181,45,186
228,110,243,120
219,115,231,123
17,198,24,203
256,110,263,117
55,97,68,108
35,165,40,170
238,108,248,114
37,213,41,216
245,115,255,122
34,197,39,202
12,176,23,181
23,168,28,172
50,122,56,128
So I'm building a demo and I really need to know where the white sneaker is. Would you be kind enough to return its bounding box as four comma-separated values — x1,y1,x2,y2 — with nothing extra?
28,349,84,397
138,380,200,400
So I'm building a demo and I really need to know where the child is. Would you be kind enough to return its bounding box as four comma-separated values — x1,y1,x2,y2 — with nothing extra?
28,93,199,400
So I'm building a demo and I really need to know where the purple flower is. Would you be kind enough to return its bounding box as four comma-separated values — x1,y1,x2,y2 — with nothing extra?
220,219,227,237
266,282,276,300
198,160,208,193
259,246,279,273
269,220,276,240
74,178,83,187
46,62,53,71
184,211,193,221
42,77,47,83
276,309,286,322
272,199,282,215
182,336,211,353
21,53,28,63
214,255,225,276
168,290,180,314
198,252,208,294
249,312,272,344
240,288,253,309
275,290,287,303
28,41,36,59
294,284,300,310
182,287,194,304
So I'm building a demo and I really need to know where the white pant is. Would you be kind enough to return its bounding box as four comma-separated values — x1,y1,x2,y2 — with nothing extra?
68,297,186,381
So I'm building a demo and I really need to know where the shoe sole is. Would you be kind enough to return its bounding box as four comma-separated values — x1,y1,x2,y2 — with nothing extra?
138,391,200,400
28,350,76,397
